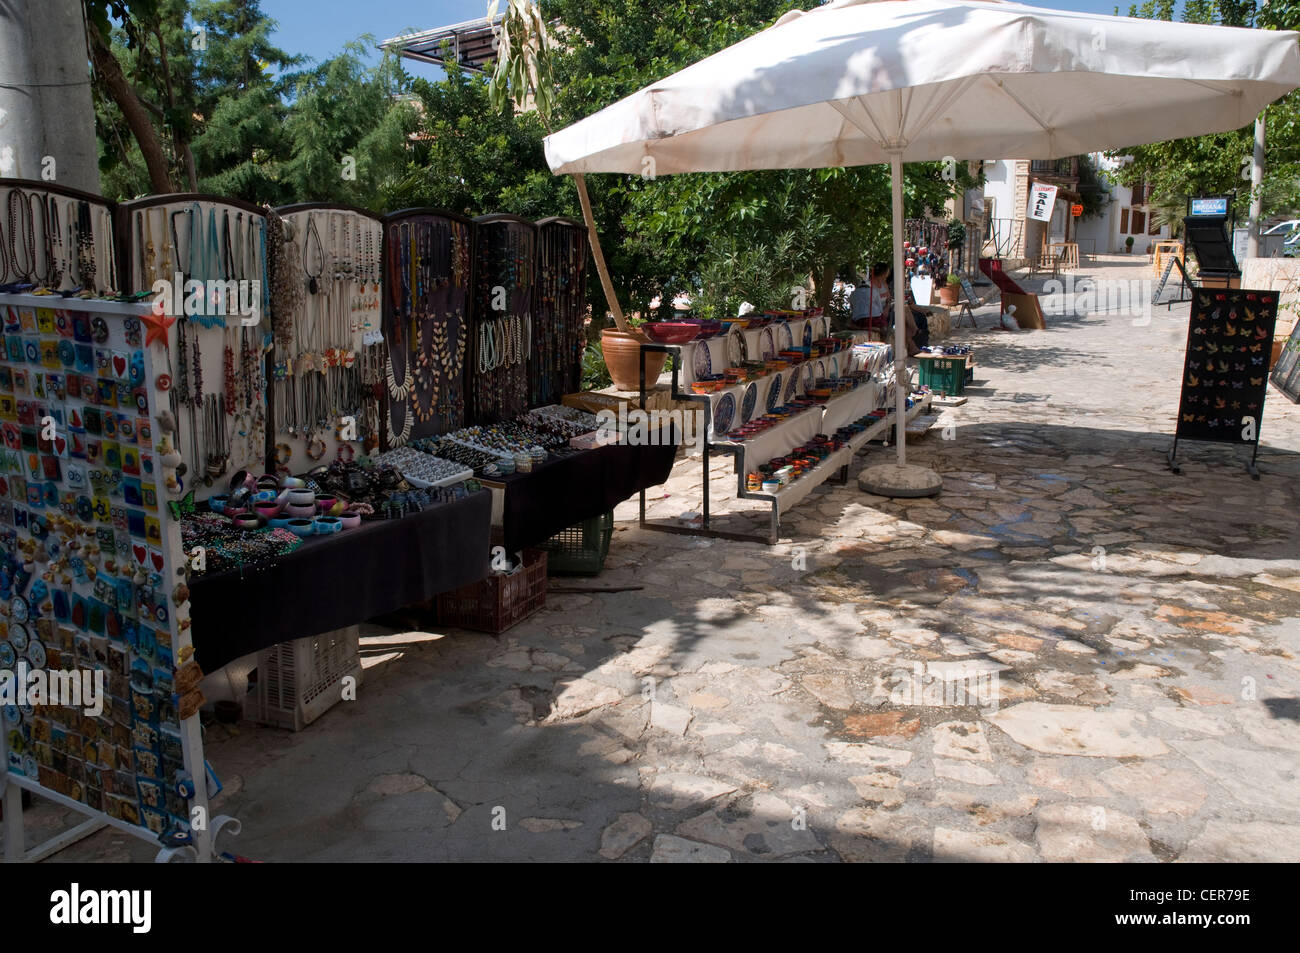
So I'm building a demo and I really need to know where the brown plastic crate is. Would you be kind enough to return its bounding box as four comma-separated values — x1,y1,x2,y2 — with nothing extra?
436,549,548,634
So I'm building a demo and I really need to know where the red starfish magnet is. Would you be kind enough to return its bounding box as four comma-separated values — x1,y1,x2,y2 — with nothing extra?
141,310,177,348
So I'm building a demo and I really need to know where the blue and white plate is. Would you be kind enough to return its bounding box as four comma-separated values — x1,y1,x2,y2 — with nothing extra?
802,323,812,348
830,355,840,377
767,374,783,412
804,363,815,389
693,340,712,380
815,359,826,380
741,382,758,423
713,392,736,436
786,372,799,402
780,322,794,349
760,327,776,360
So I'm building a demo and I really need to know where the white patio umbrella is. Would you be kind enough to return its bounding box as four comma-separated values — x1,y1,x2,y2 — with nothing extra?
544,0,1300,496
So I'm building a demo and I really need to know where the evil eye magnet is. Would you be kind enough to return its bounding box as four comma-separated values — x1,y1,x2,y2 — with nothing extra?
91,317,109,344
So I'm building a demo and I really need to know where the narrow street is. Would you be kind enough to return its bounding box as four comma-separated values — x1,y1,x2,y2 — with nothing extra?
34,255,1300,863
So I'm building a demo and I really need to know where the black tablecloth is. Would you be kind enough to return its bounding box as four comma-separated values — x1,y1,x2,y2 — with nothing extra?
190,489,492,670
492,441,677,550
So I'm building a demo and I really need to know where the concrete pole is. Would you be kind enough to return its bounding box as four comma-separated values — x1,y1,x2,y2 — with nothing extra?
0,0,100,193
1246,114,1265,259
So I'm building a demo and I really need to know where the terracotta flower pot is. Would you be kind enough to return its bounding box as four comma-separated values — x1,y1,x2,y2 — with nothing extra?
938,285,960,306
601,328,668,392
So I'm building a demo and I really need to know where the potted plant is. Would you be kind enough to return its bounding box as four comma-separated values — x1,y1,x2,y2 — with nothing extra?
938,272,962,306
1125,235,1135,254
600,315,668,393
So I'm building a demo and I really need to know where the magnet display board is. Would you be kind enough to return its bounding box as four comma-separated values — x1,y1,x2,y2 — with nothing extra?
0,293,229,862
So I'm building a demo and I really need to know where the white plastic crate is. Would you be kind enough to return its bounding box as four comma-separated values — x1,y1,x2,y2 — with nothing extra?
245,625,362,731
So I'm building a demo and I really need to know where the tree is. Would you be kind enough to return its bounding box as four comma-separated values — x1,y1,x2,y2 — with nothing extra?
488,0,630,331
89,0,299,200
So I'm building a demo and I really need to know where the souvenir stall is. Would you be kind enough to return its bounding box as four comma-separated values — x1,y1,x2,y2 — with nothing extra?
638,314,931,543
268,204,385,473
0,288,236,862
379,208,473,448
1,179,119,298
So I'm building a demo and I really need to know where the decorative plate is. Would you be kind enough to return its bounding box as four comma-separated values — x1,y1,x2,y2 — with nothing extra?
767,374,783,412
693,340,712,380
10,596,27,624
802,322,812,348
741,382,758,423
815,359,826,380
760,327,776,360
26,639,45,669
0,642,14,667
804,363,815,389
9,623,28,653
713,392,736,435
830,355,840,378
780,322,794,349
728,325,748,363
786,372,799,402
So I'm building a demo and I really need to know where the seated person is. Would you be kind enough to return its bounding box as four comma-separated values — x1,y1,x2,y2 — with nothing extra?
848,263,891,337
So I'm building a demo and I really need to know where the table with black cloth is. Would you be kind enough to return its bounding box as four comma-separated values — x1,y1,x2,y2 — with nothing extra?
485,441,677,551
190,488,493,671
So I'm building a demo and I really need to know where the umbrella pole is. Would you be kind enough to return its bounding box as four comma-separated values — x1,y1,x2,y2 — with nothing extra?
858,151,942,499
891,152,907,469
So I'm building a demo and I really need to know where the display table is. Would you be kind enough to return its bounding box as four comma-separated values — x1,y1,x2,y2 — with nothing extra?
190,489,493,670
637,340,923,543
481,441,677,550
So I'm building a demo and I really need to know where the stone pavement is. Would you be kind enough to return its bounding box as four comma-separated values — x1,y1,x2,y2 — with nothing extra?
16,255,1300,863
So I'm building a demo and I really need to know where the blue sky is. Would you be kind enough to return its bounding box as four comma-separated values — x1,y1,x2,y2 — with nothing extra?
261,0,1169,71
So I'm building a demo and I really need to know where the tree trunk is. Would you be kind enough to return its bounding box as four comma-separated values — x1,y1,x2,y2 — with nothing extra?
88,25,173,194
816,262,836,311
572,172,628,332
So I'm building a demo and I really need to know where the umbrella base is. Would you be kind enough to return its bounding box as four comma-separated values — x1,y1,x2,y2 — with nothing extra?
858,463,942,498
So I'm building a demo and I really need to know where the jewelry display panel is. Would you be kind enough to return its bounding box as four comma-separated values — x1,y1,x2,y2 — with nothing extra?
381,209,472,447
0,180,119,298
270,204,383,473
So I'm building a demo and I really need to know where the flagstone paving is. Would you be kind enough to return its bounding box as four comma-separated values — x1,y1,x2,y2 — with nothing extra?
17,256,1300,863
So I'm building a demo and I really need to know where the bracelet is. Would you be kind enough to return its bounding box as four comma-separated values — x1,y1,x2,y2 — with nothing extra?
275,442,292,470
305,435,327,461
336,443,355,464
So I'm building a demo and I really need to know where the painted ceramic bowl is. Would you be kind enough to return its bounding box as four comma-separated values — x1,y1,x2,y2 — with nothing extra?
286,519,315,537
643,322,701,345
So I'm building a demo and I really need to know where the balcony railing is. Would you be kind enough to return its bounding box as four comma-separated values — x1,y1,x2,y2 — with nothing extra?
1030,158,1079,178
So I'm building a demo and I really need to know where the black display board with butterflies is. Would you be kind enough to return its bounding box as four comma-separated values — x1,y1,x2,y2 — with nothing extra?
1170,287,1277,477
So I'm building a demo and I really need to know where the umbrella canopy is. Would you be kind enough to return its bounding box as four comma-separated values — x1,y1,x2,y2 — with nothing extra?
544,0,1300,486
546,0,1300,172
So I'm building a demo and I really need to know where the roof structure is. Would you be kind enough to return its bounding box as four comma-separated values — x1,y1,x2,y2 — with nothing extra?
381,14,503,73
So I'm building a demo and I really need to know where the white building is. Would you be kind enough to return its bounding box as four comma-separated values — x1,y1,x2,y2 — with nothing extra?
977,156,1170,263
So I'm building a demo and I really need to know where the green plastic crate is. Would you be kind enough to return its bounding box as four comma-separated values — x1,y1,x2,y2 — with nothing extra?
539,510,614,575
918,354,967,396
